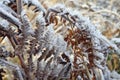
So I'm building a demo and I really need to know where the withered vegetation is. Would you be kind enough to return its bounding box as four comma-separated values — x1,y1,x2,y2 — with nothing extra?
0,0,120,80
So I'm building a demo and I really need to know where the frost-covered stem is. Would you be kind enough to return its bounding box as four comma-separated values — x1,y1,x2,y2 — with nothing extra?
0,23,18,48
0,7,22,27
7,35,18,49
0,3,18,17
0,59,24,80
17,54,32,80
16,0,23,15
